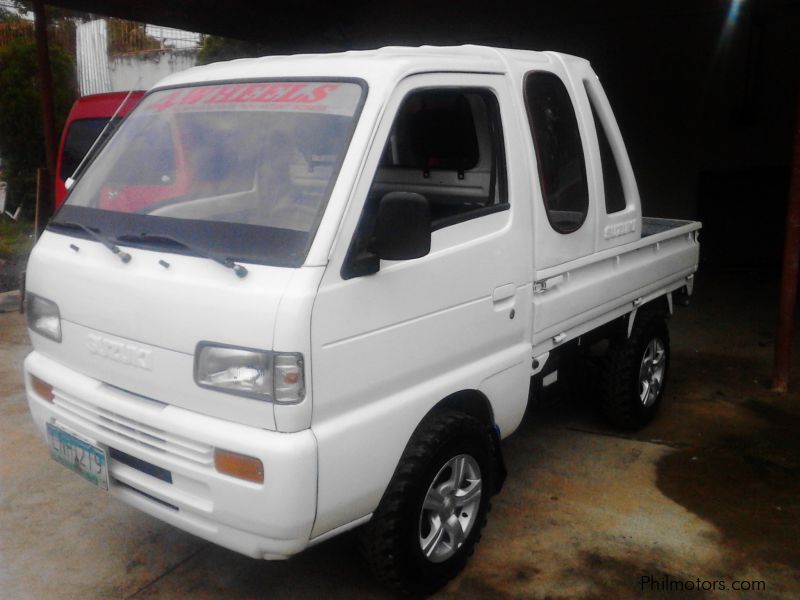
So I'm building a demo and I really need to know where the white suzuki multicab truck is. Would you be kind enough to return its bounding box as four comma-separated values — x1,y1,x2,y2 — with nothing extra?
23,46,700,593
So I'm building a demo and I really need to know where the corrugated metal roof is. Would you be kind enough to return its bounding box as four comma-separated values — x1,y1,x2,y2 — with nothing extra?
76,19,112,95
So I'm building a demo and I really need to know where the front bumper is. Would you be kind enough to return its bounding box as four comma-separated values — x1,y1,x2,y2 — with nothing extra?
24,351,318,559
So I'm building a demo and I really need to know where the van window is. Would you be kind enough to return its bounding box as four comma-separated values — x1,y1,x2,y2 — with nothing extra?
584,81,626,214
60,118,109,180
524,72,589,234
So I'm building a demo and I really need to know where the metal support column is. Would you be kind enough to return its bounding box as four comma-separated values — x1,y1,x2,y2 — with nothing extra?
772,96,800,393
32,0,57,237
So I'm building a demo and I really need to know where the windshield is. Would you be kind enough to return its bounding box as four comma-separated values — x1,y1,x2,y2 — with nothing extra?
57,81,364,267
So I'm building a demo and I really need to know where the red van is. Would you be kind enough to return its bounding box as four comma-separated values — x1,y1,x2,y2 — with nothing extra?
55,91,145,208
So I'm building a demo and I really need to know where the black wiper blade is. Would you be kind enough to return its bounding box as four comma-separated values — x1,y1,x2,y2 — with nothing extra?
49,220,131,263
122,232,248,278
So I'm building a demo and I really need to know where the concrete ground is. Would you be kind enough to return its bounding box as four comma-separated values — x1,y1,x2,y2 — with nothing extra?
1,269,799,599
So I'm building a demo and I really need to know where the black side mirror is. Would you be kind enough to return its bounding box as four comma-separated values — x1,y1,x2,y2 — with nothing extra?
372,192,431,260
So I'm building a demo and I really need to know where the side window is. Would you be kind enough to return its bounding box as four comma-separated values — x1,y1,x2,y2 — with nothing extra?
371,88,507,229
584,82,626,214
379,91,479,171
524,72,589,234
342,87,507,278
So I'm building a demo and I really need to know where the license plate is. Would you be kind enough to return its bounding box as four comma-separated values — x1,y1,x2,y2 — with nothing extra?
46,422,109,490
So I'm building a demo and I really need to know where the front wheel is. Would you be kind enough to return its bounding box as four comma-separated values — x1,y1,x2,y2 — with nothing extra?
359,411,496,595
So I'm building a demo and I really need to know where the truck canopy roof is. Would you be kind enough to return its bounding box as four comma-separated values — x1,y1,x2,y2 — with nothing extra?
66,91,146,121
152,45,589,91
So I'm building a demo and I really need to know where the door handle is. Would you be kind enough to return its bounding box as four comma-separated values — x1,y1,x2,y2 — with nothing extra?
534,274,564,294
492,283,516,303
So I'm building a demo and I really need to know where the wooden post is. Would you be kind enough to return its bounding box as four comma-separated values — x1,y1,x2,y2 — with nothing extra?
34,167,51,238
32,0,57,235
772,95,800,393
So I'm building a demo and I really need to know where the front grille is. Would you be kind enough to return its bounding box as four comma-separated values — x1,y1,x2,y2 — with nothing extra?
115,480,179,511
109,447,173,483
52,388,214,467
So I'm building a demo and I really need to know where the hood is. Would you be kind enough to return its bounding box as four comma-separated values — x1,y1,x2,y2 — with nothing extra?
25,230,297,429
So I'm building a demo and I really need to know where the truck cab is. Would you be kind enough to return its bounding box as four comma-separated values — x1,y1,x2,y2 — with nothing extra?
24,46,699,594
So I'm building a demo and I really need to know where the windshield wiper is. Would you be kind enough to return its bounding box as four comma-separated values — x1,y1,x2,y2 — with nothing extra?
119,232,248,278
49,220,131,263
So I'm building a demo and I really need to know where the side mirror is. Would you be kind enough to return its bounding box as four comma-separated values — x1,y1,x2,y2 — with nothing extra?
373,192,431,260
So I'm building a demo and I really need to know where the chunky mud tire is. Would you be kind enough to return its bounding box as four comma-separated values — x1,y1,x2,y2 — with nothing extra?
359,411,496,595
600,315,670,430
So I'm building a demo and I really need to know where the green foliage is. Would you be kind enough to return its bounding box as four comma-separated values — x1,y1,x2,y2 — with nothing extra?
0,1,25,22
0,8,22,23
108,19,161,55
6,1,84,22
0,218,33,259
0,40,76,218
197,35,270,65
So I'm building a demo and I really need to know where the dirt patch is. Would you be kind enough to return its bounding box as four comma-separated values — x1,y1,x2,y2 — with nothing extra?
0,253,25,293
576,552,714,600
656,398,800,570
0,313,28,345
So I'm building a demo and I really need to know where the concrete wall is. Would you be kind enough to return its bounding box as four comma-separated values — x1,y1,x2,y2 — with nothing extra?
109,49,198,91
76,19,199,95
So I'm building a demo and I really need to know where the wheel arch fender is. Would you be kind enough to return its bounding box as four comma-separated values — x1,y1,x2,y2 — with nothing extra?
416,390,506,493
627,294,672,338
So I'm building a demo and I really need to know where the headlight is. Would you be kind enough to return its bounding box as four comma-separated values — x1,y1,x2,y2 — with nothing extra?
194,343,305,403
26,293,62,342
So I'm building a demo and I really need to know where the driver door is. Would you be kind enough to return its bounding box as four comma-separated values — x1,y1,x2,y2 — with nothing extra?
309,72,532,536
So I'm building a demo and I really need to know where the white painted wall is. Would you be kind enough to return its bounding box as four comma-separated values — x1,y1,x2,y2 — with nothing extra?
109,50,198,92
76,19,199,95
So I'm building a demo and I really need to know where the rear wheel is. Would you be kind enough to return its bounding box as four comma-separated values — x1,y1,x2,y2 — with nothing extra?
359,411,495,595
600,315,670,429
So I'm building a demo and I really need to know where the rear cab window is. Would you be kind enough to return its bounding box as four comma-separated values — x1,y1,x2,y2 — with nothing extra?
524,72,589,234
584,81,626,214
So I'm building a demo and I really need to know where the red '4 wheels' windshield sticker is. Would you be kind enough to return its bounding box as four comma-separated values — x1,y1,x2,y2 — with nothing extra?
144,82,361,116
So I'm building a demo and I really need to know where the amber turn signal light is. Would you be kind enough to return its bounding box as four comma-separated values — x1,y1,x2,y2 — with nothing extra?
214,448,264,483
31,375,54,402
